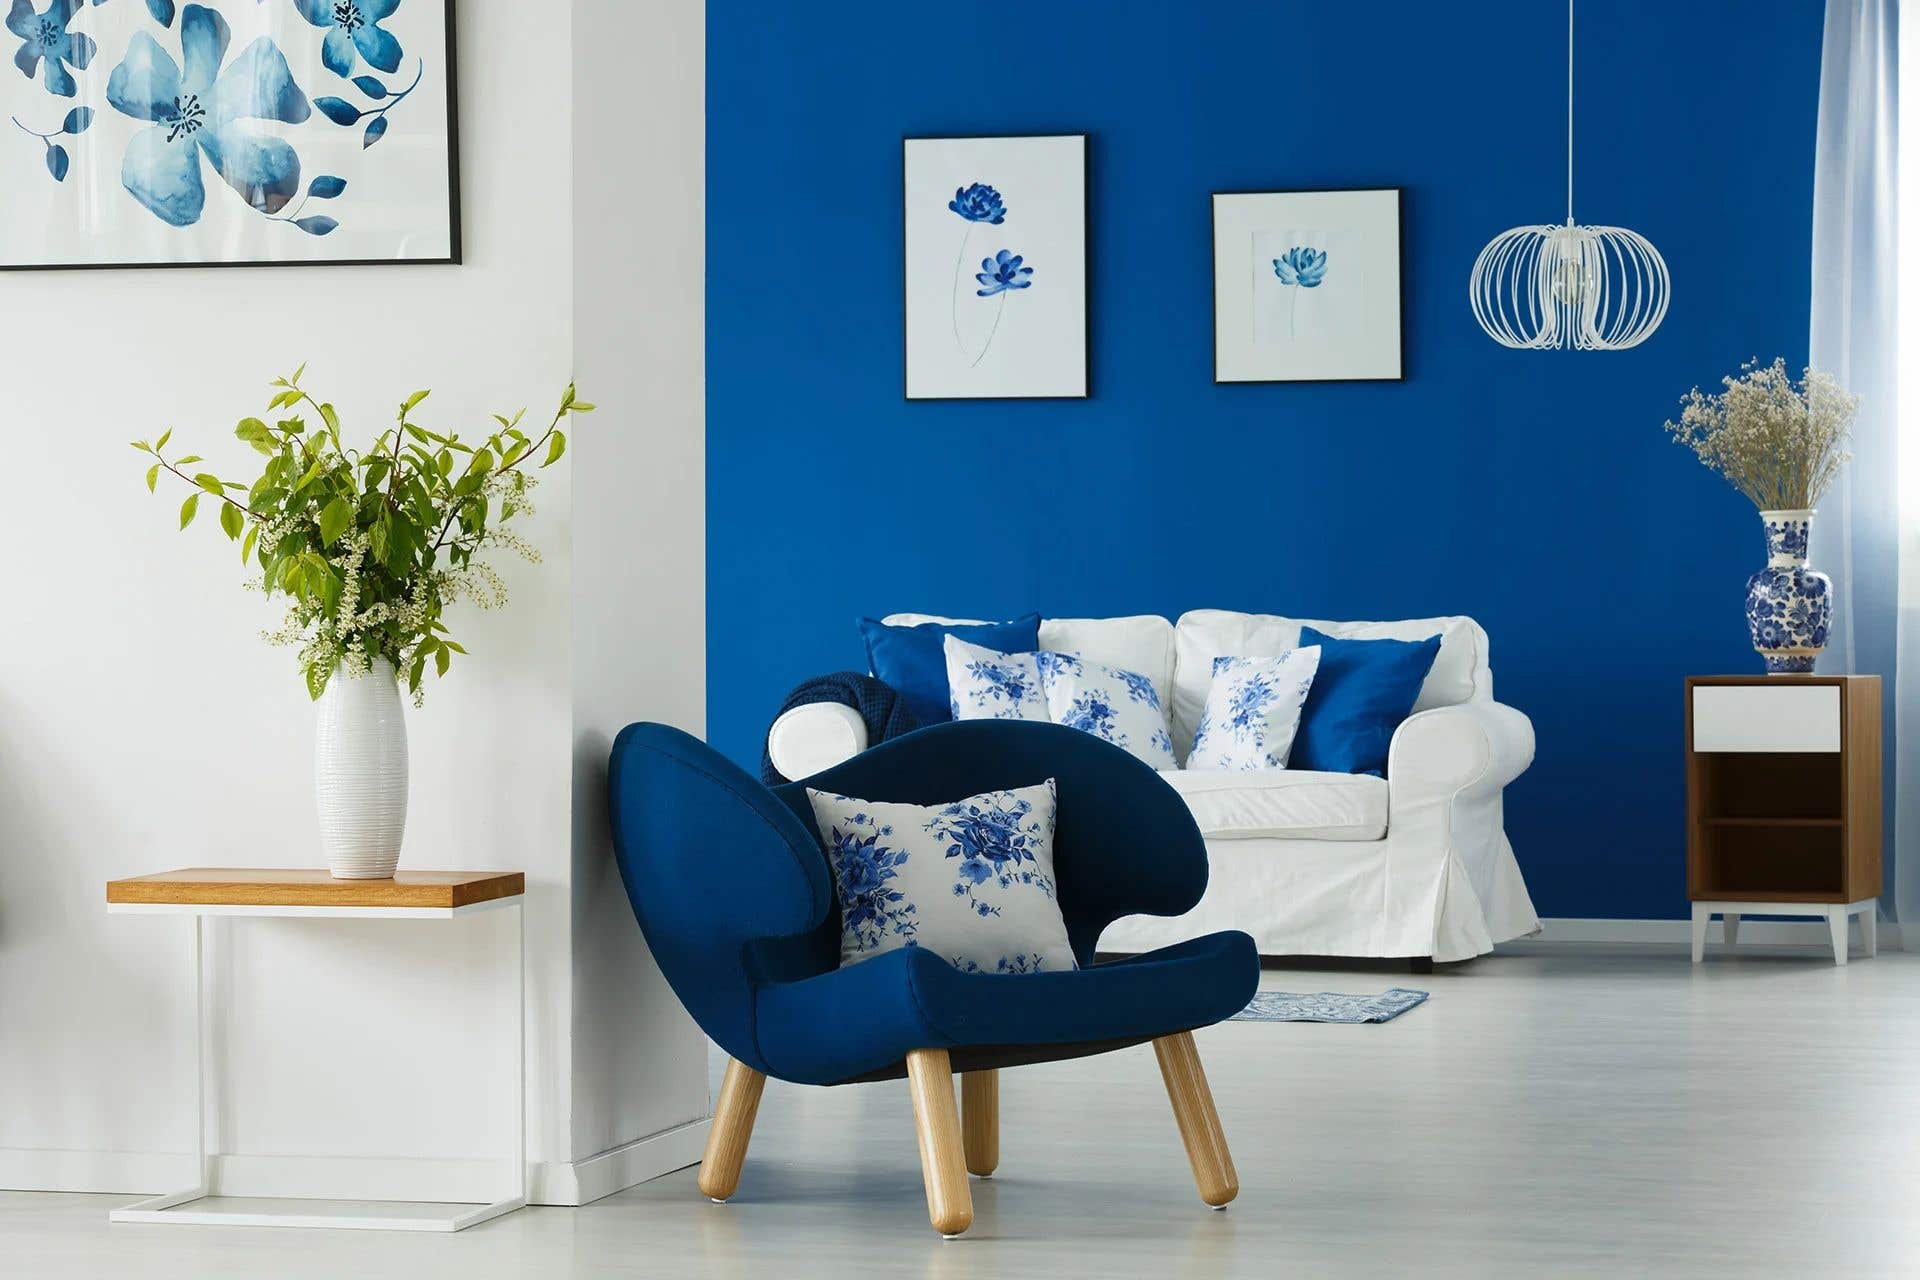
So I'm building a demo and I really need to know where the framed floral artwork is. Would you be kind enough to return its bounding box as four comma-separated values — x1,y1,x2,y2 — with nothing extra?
903,134,1087,400
2,0,459,269
1212,188,1402,383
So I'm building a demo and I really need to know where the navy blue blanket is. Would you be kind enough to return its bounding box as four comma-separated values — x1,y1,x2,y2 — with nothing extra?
760,672,923,785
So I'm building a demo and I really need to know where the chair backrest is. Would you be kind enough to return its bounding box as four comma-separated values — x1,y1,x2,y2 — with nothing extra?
606,722,834,1074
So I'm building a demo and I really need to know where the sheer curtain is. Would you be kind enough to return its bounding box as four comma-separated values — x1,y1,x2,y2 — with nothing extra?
1809,0,1905,921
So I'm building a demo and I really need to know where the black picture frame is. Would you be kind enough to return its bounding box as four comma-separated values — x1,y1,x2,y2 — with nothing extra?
0,0,461,272
902,132,1090,402
1210,186,1405,385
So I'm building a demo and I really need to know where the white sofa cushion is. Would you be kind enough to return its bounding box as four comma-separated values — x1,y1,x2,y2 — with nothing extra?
887,613,1175,710
1171,611,1491,759
1159,768,1388,842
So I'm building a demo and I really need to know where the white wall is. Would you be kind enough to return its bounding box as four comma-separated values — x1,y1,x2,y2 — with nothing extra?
568,0,710,1168
0,0,708,1203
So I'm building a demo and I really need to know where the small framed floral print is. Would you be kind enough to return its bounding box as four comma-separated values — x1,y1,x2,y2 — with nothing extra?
1212,188,1402,383
904,134,1087,400
1,0,459,269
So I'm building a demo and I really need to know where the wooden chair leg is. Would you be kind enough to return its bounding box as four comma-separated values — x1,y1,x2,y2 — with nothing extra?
698,1058,766,1202
1153,1031,1238,1208
905,1048,974,1236
961,1069,999,1177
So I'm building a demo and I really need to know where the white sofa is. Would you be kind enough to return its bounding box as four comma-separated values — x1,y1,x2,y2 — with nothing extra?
766,610,1542,964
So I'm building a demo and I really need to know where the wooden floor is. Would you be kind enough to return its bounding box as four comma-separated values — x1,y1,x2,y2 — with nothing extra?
11,943,1920,1278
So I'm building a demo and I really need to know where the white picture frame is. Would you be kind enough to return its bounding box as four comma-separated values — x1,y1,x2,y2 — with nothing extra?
903,134,1087,400
1212,188,1402,383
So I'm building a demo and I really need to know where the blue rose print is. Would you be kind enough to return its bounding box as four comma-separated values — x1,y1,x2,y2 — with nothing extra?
947,181,1006,225
293,0,402,77
7,0,95,98
105,4,311,226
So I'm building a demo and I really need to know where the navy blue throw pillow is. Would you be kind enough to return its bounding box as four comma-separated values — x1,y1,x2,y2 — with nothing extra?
1288,626,1442,777
859,614,1042,725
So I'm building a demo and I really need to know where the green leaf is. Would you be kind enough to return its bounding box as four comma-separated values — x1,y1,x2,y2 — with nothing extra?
219,501,244,540
194,472,225,495
235,416,268,440
145,464,159,492
175,455,202,466
318,496,354,546
293,458,327,493
569,401,596,413
441,639,467,655
560,384,576,410
544,431,567,465
131,440,151,453
155,427,173,450
404,424,433,445
402,389,430,414
291,361,307,386
306,663,331,701
241,523,259,564
434,645,450,677
436,449,453,477
319,402,341,437
179,493,199,530
408,657,425,693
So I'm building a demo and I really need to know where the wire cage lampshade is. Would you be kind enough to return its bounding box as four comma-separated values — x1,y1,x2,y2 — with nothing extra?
1469,1,1669,351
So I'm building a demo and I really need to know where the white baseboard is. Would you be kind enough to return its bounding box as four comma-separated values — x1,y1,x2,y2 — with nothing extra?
531,1118,710,1206
1524,916,1905,950
2,1118,710,1206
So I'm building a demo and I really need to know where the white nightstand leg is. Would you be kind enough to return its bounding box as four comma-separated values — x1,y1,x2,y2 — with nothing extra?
1828,906,1849,965
1691,904,1709,963
1862,908,1878,957
1722,913,1741,947
513,899,526,1203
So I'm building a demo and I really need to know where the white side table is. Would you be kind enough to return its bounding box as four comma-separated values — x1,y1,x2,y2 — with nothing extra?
105,868,526,1232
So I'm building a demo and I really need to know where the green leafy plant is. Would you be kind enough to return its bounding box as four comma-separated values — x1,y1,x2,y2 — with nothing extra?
133,366,593,702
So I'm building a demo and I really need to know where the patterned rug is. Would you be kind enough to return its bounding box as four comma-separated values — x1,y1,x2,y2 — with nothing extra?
1231,988,1430,1024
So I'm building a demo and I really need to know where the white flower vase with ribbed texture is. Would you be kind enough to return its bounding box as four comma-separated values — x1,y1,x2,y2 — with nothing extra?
315,659,409,879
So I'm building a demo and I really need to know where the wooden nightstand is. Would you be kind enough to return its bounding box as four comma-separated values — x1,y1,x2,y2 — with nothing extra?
1686,675,1882,964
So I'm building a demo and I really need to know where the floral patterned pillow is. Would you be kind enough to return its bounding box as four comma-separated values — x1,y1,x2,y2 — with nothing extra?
1187,648,1323,771
1036,651,1178,770
943,635,1049,721
807,780,1075,975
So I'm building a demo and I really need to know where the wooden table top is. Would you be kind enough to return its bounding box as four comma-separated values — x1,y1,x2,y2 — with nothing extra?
107,868,525,909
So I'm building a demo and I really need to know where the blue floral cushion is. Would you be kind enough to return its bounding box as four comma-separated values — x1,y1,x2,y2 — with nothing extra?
1036,652,1179,770
943,635,1050,721
1187,648,1322,771
806,780,1075,975
859,614,1042,725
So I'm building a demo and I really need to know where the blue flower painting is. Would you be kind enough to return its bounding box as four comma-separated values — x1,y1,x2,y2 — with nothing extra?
8,0,95,98
105,4,311,226
10,100,89,179
294,0,401,76
948,181,1005,224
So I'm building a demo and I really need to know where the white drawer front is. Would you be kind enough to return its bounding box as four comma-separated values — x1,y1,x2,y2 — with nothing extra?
1692,685,1840,753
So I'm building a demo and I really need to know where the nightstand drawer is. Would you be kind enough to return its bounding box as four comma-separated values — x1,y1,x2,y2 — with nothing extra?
1692,685,1840,753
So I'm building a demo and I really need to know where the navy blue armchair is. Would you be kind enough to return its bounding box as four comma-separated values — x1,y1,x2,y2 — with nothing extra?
607,718,1258,1236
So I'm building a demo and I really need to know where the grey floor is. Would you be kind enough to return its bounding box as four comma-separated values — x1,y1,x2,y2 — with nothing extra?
11,942,1920,1278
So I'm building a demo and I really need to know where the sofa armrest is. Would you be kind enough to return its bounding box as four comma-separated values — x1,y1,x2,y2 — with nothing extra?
1386,699,1534,797
767,702,869,782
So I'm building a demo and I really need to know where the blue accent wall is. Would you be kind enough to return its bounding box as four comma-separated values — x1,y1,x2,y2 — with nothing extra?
706,0,1824,920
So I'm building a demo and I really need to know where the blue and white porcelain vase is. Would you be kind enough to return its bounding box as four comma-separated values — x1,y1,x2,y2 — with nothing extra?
1745,509,1831,674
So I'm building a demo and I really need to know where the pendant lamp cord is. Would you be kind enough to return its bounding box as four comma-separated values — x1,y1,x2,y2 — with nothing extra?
1565,0,1574,225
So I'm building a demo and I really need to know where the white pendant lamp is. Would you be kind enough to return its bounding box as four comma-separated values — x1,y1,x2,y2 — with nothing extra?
1469,0,1670,350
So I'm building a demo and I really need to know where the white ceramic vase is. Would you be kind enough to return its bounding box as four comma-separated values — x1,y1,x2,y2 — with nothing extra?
315,658,409,879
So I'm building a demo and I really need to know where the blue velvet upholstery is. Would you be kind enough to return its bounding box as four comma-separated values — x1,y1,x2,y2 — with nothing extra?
608,719,1258,1086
